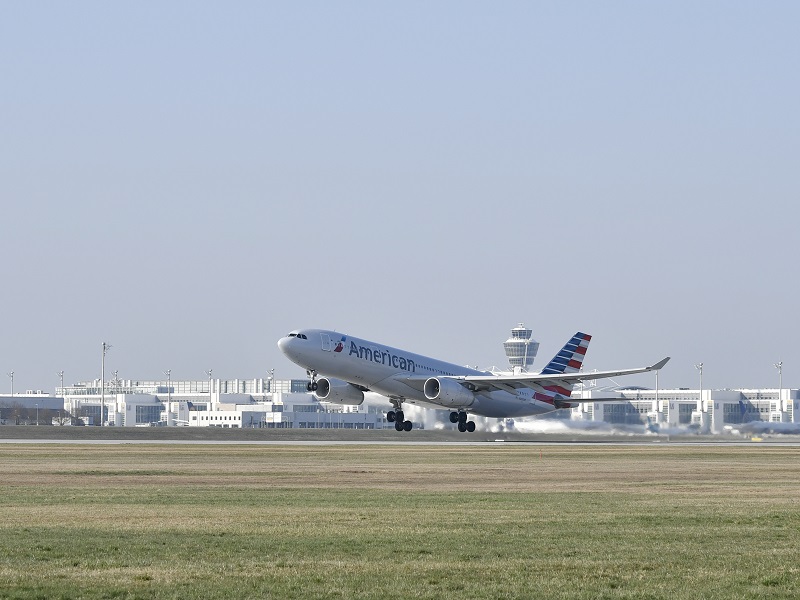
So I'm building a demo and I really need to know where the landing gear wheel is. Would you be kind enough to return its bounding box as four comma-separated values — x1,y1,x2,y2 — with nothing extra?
466,421,476,433
389,401,408,432
458,412,468,423
458,421,467,433
449,412,459,423
306,371,318,392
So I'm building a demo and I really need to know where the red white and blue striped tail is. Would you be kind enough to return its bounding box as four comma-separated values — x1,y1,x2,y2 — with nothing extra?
540,332,592,375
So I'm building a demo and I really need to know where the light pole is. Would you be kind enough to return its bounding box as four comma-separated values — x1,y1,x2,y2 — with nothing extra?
655,368,660,421
694,362,704,416
775,361,783,412
7,371,13,396
35,403,39,426
57,371,65,425
206,369,213,409
101,342,111,426
164,369,172,426
268,368,275,393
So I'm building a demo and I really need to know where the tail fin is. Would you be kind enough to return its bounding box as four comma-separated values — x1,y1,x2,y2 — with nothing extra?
530,332,592,408
541,332,591,375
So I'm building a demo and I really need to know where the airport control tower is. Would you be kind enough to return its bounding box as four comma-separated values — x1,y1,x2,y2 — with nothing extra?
503,323,540,374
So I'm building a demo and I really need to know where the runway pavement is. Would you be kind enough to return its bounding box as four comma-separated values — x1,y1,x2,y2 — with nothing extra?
2,426,800,445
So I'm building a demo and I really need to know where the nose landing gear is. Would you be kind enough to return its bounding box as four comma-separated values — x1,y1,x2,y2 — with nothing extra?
306,370,318,392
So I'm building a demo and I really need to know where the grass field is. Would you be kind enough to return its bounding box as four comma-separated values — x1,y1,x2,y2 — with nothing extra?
1,443,799,599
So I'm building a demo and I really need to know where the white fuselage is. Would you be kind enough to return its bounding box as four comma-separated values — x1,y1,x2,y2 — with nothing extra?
278,328,560,418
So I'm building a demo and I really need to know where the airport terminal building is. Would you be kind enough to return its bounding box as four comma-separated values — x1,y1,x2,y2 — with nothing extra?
49,377,386,429
2,377,799,434
570,387,800,433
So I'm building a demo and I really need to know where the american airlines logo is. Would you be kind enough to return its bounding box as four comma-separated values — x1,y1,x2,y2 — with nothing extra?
348,341,416,372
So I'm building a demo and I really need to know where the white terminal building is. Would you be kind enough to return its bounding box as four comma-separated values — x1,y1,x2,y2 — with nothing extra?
1,324,798,433
48,377,385,429
569,387,800,433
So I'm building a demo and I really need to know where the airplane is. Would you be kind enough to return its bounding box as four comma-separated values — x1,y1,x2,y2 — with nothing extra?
277,328,670,433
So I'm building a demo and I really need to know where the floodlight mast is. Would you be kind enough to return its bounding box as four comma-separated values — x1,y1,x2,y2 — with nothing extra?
57,371,65,425
206,369,213,409
655,369,660,416
775,361,783,411
165,369,172,426
7,371,13,397
694,362,704,415
101,343,111,426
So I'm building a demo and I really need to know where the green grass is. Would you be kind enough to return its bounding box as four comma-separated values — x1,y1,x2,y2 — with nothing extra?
0,444,799,599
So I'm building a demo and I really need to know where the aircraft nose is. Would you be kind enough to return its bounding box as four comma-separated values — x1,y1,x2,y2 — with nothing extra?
278,335,304,362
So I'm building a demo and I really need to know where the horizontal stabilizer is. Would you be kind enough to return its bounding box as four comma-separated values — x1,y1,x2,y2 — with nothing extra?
567,397,646,403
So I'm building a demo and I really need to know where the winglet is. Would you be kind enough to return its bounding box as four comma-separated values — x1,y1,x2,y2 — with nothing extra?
649,357,671,371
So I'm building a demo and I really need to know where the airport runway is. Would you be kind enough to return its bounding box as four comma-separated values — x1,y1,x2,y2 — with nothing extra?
2,438,800,447
3,425,800,445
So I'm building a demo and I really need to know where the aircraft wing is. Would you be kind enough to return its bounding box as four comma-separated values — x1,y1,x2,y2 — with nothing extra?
401,357,670,396
460,357,671,393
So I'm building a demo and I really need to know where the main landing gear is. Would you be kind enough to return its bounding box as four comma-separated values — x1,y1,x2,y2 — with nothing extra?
450,411,476,433
387,401,413,432
306,370,318,392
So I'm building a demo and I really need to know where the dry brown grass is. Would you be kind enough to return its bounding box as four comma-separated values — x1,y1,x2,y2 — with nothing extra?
1,443,799,599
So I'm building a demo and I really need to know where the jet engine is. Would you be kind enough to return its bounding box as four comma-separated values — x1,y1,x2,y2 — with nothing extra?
314,377,365,406
423,377,475,408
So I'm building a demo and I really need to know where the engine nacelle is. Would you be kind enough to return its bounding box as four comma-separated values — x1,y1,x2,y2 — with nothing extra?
314,377,364,406
423,377,475,408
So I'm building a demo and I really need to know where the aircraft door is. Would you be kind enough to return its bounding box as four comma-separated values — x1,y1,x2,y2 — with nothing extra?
321,333,332,352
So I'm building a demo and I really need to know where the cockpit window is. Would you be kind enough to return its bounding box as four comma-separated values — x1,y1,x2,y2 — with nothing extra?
287,333,308,339
288,333,297,337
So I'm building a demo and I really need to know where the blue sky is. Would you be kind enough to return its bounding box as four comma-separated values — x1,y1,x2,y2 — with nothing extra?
1,1,798,392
